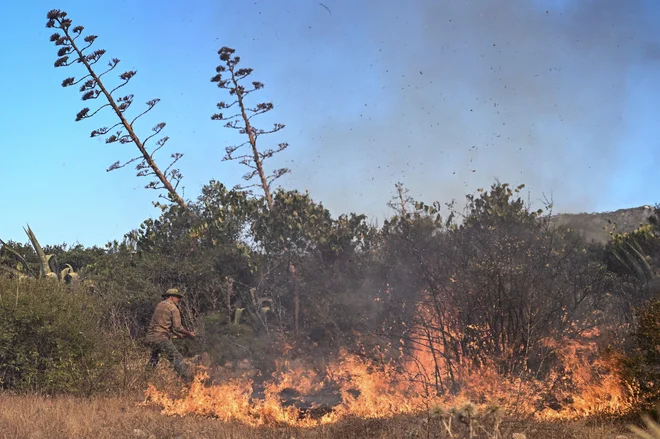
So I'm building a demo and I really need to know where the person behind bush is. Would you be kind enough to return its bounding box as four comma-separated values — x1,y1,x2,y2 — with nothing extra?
145,288,196,381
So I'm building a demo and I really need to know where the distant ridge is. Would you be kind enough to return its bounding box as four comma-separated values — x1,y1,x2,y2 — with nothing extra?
549,205,655,244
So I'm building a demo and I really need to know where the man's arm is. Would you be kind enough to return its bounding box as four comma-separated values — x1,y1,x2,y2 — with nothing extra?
171,306,196,338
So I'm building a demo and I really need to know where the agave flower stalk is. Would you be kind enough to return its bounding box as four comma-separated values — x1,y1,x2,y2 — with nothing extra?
46,9,187,209
211,46,290,210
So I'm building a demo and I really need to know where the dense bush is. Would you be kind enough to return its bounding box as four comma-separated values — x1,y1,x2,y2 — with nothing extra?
2,182,660,405
622,298,660,409
375,183,617,394
0,277,113,394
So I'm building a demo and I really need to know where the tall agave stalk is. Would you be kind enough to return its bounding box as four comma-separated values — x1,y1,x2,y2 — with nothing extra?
46,9,187,209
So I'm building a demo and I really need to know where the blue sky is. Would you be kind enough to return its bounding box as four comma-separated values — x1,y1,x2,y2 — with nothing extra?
2,0,659,246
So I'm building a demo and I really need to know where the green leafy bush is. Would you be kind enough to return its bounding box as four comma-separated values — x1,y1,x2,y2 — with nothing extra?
0,277,109,394
622,298,660,409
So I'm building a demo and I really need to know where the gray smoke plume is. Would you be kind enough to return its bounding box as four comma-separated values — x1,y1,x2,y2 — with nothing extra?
229,0,660,221
266,0,660,220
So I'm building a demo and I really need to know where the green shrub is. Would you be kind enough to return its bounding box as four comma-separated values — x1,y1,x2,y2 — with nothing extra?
622,298,660,409
0,277,109,394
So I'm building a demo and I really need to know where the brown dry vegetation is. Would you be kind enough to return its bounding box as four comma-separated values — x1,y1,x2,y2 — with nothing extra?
0,394,635,439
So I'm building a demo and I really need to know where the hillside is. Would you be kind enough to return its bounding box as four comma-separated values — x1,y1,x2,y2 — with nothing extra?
550,205,655,244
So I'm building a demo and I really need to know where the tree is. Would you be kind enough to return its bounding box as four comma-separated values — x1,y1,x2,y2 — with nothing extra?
378,183,612,396
387,182,415,217
211,47,290,210
46,9,187,209
246,189,376,340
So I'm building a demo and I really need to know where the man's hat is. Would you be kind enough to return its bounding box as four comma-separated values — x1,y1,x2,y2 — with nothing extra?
162,288,184,298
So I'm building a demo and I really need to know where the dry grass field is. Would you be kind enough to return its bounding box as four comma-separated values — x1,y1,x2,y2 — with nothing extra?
0,393,643,439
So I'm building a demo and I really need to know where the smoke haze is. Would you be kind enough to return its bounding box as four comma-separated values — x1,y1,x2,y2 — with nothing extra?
267,0,660,221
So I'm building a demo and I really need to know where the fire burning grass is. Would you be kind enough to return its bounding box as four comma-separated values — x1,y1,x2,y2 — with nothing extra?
142,334,636,430
143,352,431,427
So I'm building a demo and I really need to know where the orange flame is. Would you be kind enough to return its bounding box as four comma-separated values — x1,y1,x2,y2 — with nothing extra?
143,324,633,425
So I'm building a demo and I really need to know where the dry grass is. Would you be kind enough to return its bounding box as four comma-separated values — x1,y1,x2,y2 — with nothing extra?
0,394,640,439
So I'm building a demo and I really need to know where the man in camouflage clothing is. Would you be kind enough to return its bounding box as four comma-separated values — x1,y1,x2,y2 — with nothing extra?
145,288,196,381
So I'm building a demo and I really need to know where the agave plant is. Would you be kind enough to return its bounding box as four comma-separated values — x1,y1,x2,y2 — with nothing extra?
0,225,79,284
0,239,33,279
610,223,656,283
630,414,660,438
